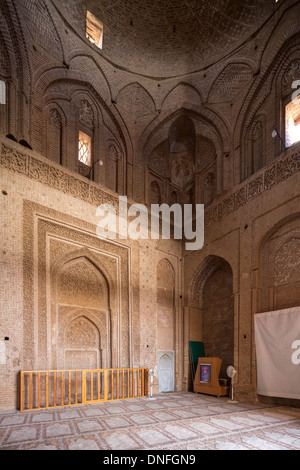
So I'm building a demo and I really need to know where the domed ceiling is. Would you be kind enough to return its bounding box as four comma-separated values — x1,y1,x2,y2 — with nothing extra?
54,0,278,78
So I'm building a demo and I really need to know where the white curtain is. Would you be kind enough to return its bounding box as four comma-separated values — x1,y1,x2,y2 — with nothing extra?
254,307,300,399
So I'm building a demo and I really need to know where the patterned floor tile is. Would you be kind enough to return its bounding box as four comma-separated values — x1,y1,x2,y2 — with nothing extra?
238,434,291,450
57,409,82,420
143,401,165,410
30,411,56,423
133,427,172,446
105,405,127,415
209,416,247,431
101,430,142,450
187,420,224,435
161,424,198,440
248,411,286,423
5,426,38,444
160,400,182,408
204,438,252,450
44,422,72,438
262,430,300,448
22,439,61,450
74,418,103,433
0,415,28,426
81,406,107,417
64,434,103,450
0,392,299,450
124,404,147,412
169,408,197,419
127,413,156,425
103,416,131,429
229,414,266,427
188,406,216,417
151,411,177,422
282,422,300,436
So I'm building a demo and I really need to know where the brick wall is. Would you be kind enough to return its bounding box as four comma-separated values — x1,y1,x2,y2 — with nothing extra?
0,0,300,409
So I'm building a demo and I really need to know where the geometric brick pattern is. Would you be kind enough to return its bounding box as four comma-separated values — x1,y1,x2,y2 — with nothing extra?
57,0,276,77
0,393,299,450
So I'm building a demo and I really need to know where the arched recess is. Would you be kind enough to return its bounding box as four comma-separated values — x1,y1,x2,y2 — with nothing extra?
157,258,176,393
105,139,125,194
44,104,66,165
257,214,300,313
0,0,31,140
157,258,176,352
51,251,112,370
33,70,130,184
0,29,10,136
189,255,234,381
142,108,223,208
64,315,101,370
237,32,300,182
116,82,156,132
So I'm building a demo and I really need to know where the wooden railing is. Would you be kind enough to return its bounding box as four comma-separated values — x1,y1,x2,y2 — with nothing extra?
19,368,149,411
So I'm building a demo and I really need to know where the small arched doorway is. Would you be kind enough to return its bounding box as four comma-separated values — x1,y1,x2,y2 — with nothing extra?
190,255,234,380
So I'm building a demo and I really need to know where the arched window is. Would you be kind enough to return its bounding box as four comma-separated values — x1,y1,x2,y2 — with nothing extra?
251,120,264,173
285,98,300,148
78,130,92,167
0,80,6,104
245,118,265,177
78,99,94,177
282,60,300,148
47,108,63,164
0,80,7,136
149,180,161,205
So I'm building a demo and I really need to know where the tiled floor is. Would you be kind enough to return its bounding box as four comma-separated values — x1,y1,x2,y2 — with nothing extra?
0,392,299,450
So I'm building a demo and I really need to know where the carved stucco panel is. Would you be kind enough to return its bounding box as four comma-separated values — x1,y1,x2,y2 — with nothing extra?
23,201,131,371
274,237,300,285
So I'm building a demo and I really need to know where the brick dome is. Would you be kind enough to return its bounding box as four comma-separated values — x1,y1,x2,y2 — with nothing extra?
54,0,278,77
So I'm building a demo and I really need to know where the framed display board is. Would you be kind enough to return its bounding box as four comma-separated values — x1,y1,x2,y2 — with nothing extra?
193,357,228,397
199,363,211,383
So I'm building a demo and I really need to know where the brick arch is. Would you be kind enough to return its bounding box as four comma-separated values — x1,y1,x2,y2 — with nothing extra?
140,107,226,166
32,62,131,156
116,82,156,113
253,212,300,313
35,76,130,172
260,4,300,77
71,89,101,126
51,248,114,369
160,82,203,111
63,315,101,369
51,247,116,308
189,255,233,306
157,258,175,288
252,212,300,273
43,103,66,164
55,256,109,309
0,0,31,139
156,257,176,358
189,255,234,378
236,32,300,164
208,62,253,104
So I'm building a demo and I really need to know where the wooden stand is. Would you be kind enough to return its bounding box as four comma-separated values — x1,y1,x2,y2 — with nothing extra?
193,357,228,397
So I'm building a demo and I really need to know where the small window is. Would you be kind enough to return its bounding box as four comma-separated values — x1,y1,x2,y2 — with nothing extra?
285,98,300,148
86,11,103,49
0,80,6,104
78,131,92,166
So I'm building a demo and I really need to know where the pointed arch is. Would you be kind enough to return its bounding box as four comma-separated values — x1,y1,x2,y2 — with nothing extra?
189,255,234,378
161,82,203,111
51,247,116,307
